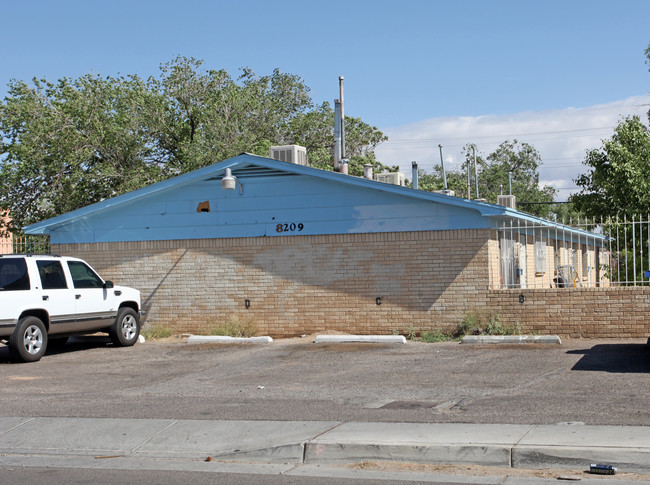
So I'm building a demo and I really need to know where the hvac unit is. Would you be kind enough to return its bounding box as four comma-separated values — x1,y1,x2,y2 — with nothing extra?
374,172,405,186
497,195,517,209
269,145,308,166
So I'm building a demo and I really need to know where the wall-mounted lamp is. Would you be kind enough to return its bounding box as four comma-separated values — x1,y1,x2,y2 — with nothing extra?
221,167,243,194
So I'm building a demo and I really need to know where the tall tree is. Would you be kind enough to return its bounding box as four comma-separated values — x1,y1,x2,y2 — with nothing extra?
0,74,162,231
571,116,650,218
412,140,556,217
0,57,388,232
571,41,650,219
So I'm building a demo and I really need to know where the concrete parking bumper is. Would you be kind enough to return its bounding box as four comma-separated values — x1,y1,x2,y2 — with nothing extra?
1,417,649,474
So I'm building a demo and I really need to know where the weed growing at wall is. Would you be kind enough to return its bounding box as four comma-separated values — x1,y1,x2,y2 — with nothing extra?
210,315,259,338
141,326,173,340
405,326,454,342
420,329,452,342
457,310,521,337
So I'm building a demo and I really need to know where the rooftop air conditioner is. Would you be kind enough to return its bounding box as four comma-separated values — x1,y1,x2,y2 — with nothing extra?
373,172,405,186
497,195,516,209
269,145,308,166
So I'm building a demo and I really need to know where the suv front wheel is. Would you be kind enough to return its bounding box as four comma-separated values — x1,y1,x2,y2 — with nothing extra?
9,316,48,363
109,308,140,347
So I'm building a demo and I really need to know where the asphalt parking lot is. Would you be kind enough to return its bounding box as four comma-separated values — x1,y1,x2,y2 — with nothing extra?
0,336,649,425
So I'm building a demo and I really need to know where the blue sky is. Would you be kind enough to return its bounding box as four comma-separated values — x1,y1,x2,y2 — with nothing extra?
1,0,649,200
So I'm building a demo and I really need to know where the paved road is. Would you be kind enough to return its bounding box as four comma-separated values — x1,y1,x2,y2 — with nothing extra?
0,337,648,425
1,336,649,483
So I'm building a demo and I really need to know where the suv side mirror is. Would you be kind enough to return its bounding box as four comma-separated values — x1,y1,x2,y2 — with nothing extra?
104,281,114,289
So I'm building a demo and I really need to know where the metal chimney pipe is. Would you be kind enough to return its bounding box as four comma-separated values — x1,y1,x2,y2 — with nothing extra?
412,161,419,190
334,99,342,171
363,164,373,180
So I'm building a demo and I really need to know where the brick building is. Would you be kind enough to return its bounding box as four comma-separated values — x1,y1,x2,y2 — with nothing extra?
25,153,647,338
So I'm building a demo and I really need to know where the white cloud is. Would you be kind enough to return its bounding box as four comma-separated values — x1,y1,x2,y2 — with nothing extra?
375,95,650,201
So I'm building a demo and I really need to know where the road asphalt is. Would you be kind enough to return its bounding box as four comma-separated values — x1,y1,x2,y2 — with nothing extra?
1,416,650,482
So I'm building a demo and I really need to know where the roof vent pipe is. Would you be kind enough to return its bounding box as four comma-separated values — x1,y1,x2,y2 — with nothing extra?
334,100,342,171
364,164,373,180
412,161,419,190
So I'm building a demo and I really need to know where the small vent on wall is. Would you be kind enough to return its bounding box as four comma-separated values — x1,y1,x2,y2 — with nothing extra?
374,172,405,186
196,201,210,213
269,145,308,166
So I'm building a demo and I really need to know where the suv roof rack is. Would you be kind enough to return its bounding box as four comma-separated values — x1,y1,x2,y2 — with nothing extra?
0,253,61,258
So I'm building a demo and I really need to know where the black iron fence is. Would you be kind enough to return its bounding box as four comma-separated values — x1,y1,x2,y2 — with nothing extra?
493,215,650,289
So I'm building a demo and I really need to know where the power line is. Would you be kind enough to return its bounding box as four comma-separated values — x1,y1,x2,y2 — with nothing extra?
383,126,617,143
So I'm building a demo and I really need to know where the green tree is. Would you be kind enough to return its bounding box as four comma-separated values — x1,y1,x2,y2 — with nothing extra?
0,74,163,231
411,141,556,217
571,116,650,219
0,56,388,232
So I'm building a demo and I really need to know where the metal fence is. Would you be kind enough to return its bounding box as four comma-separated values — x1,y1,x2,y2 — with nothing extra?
0,235,51,255
491,216,650,289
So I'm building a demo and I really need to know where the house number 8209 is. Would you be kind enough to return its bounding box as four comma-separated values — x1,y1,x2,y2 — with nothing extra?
276,223,304,233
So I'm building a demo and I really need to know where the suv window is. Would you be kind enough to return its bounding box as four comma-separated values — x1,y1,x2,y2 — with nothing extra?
67,261,104,288
37,260,68,290
0,258,30,291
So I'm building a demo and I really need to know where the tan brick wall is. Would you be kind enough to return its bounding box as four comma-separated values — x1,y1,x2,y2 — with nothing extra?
53,230,491,337
53,230,650,339
486,288,650,338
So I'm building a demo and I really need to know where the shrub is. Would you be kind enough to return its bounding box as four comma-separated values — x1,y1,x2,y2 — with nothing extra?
420,328,452,343
141,326,173,340
457,311,521,337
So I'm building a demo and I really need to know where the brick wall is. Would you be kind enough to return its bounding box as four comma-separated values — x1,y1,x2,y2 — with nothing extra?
53,230,650,338
54,230,490,337
486,288,650,338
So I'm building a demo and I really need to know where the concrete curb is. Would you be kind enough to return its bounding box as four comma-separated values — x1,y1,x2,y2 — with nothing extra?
186,335,273,344
461,335,562,345
314,335,407,344
0,418,649,474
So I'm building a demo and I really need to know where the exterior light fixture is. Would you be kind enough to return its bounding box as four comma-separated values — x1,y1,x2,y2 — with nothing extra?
221,168,242,194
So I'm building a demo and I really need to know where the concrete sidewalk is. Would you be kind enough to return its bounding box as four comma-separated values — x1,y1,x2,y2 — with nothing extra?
1,417,649,477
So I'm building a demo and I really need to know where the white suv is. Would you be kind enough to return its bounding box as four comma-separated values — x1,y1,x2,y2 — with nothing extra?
0,254,141,363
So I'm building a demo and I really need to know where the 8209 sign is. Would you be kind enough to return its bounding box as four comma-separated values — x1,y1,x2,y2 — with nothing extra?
276,222,304,233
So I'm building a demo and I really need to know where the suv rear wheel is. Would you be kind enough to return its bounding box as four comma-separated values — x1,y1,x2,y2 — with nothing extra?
9,316,48,363
109,308,140,346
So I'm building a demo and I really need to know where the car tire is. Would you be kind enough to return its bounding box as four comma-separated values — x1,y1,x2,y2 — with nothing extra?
9,316,48,363
109,307,140,347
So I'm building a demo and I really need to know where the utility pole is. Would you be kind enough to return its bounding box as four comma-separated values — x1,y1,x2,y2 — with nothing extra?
438,144,447,190
473,146,479,199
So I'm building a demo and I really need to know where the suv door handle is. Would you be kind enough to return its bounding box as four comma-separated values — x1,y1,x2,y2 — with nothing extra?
42,295,49,301
75,294,81,300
